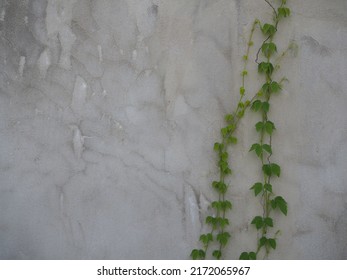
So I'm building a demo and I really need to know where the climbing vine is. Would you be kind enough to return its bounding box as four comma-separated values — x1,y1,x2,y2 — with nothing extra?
190,19,258,260
239,0,290,260
191,0,293,260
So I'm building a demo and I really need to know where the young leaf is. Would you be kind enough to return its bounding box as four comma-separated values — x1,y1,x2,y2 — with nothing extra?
265,121,275,135
261,23,276,36
264,183,273,193
259,236,267,247
262,164,272,176
278,7,291,18
240,87,246,95
251,100,262,112
272,196,288,215
217,232,231,246
221,127,228,137
270,81,282,93
264,217,274,227
221,152,228,161
262,42,277,57
213,250,222,260
218,217,229,228
200,234,212,245
250,182,263,196
249,252,257,260
271,163,281,177
224,114,234,123
268,238,277,249
239,252,250,260
250,143,262,157
211,201,221,210
251,216,264,230
258,62,274,75
191,249,205,260
227,136,238,145
219,182,228,193
262,144,272,154
262,101,270,113
221,200,232,210
206,216,217,229
250,143,260,152
276,196,288,215
255,121,264,132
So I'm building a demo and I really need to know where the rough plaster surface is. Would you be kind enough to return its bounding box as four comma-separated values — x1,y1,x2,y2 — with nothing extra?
0,0,346,259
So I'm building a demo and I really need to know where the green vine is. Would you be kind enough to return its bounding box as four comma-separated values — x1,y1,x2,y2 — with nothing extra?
240,0,290,260
190,19,258,260
191,0,293,260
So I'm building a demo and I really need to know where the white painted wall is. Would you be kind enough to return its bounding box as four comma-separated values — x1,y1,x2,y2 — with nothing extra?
0,0,346,259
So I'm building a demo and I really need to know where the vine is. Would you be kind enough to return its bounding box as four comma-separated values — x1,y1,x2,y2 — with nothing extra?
240,0,290,260
191,0,293,260
190,19,258,260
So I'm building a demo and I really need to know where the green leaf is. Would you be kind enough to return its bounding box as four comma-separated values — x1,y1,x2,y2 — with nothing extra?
262,83,270,94
221,200,232,210
240,251,256,260
237,110,245,118
239,252,249,260
271,163,281,177
255,121,264,132
191,249,205,260
217,217,230,228
258,62,274,75
270,81,281,93
259,236,267,247
213,250,222,260
217,232,231,246
268,238,277,249
262,42,277,57
261,23,276,36
212,181,219,189
262,164,272,176
211,201,221,210
250,182,263,196
251,216,264,230
221,152,228,161
240,87,245,95
271,199,277,209
226,136,238,145
214,142,223,152
213,181,228,194
221,127,228,137
262,101,270,113
250,143,263,157
271,196,288,215
251,100,262,112
224,114,234,123
277,196,288,215
262,144,272,154
238,102,245,109
206,216,218,229
264,183,273,193
249,252,257,260
278,7,291,18
264,217,274,227
219,182,228,193
199,233,213,245
265,121,275,135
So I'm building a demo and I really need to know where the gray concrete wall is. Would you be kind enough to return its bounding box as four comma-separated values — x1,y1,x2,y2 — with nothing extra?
0,0,346,259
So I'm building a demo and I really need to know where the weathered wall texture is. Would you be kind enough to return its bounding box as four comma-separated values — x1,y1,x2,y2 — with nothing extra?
0,0,346,259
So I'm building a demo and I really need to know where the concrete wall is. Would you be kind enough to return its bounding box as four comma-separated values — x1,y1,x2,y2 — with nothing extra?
0,0,346,259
